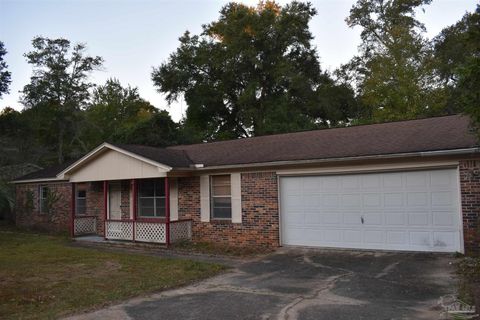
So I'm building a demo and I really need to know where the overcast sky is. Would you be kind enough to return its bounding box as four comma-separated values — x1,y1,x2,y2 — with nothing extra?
0,0,477,121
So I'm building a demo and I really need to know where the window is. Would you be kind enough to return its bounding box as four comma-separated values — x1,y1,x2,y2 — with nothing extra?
76,190,86,215
210,175,231,219
138,179,165,218
39,186,48,214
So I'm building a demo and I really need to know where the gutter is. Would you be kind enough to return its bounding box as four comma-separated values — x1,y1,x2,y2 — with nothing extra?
192,147,480,171
11,178,69,184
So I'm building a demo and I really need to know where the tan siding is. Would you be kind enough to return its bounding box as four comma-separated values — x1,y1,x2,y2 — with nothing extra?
68,149,167,182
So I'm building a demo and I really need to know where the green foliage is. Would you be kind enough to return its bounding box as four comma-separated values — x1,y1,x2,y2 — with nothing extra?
21,37,103,164
43,188,60,215
337,0,444,122
0,41,11,98
111,110,186,147
24,190,34,214
84,78,157,148
0,181,13,217
434,5,480,126
153,1,357,140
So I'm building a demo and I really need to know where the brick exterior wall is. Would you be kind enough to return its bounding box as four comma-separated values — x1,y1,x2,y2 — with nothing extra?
459,160,480,254
177,172,280,247
15,182,72,233
14,164,480,253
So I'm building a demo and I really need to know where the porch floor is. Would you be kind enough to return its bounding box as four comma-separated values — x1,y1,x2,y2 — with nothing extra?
74,235,105,243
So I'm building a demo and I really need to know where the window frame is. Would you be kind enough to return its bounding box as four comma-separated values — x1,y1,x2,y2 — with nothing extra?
76,189,87,216
39,186,48,214
210,175,232,220
137,179,166,219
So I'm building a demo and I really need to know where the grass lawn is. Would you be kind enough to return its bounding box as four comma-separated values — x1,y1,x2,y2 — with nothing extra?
0,227,225,320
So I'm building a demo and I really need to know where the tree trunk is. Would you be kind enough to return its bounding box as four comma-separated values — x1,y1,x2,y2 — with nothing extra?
58,123,65,164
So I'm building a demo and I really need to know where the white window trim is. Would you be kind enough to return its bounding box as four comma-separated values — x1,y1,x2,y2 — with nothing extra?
137,179,166,218
39,186,48,214
210,175,232,220
76,189,87,215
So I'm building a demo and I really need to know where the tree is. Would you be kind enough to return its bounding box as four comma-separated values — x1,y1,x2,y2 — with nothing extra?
337,0,443,122
0,41,11,98
21,37,103,164
111,110,183,147
84,78,157,148
433,5,480,122
153,1,356,141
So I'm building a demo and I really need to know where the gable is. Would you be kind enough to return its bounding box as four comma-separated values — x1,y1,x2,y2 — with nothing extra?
64,149,170,182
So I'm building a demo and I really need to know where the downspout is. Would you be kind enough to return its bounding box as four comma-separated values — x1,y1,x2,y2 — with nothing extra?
70,183,75,238
165,177,170,246
103,181,108,240
132,179,137,242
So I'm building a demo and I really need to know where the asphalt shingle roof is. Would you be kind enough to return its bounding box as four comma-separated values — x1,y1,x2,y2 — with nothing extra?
13,115,479,181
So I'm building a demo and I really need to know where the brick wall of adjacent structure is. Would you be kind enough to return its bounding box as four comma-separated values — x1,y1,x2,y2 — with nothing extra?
178,172,279,247
15,182,72,233
459,160,480,254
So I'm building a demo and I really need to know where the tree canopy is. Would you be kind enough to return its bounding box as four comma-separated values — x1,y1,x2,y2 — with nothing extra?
21,37,104,163
337,0,444,122
0,41,11,98
153,1,357,140
433,5,480,125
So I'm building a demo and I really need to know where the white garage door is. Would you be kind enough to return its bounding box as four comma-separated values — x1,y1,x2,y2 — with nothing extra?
280,169,463,252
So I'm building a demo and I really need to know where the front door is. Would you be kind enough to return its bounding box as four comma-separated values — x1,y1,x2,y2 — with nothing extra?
109,182,122,220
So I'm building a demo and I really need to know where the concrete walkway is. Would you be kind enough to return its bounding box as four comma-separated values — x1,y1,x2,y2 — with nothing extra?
65,248,457,320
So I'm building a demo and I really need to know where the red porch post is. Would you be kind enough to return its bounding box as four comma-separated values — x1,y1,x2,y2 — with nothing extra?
132,179,137,242
165,177,170,246
70,183,76,237
103,180,108,240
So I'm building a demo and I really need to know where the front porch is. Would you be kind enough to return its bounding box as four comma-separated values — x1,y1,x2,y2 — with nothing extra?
71,178,192,245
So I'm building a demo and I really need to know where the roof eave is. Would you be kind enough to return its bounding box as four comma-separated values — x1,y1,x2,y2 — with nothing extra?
192,147,480,171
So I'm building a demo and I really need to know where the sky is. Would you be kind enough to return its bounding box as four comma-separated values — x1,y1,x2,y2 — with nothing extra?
0,0,477,122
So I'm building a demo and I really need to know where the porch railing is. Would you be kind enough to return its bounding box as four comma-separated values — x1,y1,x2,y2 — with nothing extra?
105,219,192,244
74,215,97,235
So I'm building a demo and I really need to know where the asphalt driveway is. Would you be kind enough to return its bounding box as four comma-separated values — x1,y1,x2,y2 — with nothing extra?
67,248,457,320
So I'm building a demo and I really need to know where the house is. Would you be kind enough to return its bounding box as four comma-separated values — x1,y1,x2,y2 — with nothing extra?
12,115,480,254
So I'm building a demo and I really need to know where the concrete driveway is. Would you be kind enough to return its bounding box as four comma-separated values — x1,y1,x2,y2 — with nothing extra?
67,248,457,320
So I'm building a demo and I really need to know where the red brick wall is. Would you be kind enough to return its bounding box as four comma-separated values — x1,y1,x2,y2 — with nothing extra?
15,182,72,233
177,172,279,247
83,182,105,235
459,160,480,254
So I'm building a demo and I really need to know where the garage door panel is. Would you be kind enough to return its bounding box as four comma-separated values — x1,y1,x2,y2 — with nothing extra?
406,172,428,187
384,193,404,207
433,232,457,248
344,230,362,243
364,230,384,244
407,212,430,226
433,211,457,227
281,168,462,252
363,193,382,207
385,213,406,226
407,192,429,206
382,173,403,188
431,191,455,206
341,194,362,207
364,213,383,225
386,231,407,244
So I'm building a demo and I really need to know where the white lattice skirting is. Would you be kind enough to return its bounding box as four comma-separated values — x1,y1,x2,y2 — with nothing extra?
170,220,192,243
104,220,192,244
74,216,96,235
105,221,133,240
135,222,166,243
